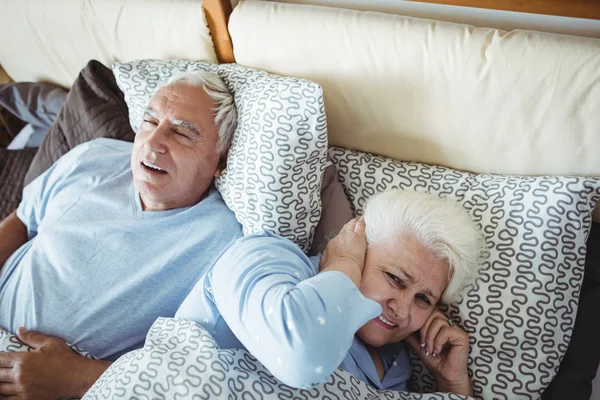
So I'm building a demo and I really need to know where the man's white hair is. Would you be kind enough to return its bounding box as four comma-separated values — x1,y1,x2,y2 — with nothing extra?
161,71,237,154
363,189,484,303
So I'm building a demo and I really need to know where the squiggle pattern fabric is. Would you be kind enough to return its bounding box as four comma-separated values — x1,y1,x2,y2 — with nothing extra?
328,146,600,400
112,60,328,252
0,328,95,359
0,327,96,400
83,317,472,400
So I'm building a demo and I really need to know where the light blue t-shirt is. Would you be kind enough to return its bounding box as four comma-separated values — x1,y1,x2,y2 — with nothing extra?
0,138,243,361
176,231,411,390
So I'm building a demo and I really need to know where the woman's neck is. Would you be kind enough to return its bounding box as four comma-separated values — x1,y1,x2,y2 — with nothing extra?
365,344,385,381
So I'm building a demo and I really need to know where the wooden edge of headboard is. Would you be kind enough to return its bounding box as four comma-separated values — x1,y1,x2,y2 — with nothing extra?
203,0,235,64
0,65,13,84
408,0,600,20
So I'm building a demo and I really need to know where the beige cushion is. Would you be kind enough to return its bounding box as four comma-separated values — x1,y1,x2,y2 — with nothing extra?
230,0,600,177
229,1,600,220
0,0,217,88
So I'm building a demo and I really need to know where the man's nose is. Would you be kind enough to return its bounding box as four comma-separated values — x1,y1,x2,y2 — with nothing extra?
145,124,168,154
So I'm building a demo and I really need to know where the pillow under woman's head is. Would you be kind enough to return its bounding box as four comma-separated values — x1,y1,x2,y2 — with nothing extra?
330,146,600,399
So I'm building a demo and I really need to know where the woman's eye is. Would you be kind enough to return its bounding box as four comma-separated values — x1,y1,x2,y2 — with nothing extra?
143,119,157,126
416,294,431,305
385,272,404,288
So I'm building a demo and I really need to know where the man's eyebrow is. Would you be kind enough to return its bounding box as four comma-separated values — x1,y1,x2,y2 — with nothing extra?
172,119,200,136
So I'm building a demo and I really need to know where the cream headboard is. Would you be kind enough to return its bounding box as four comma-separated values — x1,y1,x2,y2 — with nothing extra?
0,0,218,88
229,1,600,179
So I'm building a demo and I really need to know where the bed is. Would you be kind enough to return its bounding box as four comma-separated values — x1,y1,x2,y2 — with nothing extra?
1,0,599,399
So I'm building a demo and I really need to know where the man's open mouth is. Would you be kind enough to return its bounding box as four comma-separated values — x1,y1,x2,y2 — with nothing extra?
141,161,167,174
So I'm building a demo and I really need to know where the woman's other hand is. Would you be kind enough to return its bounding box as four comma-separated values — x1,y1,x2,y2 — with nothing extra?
405,308,473,396
318,216,367,287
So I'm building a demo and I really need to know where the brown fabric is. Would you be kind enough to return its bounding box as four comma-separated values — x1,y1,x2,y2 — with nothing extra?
0,148,37,220
24,60,134,186
0,105,25,148
309,164,353,256
542,222,600,400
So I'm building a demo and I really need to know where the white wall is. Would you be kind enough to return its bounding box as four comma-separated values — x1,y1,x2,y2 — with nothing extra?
230,0,600,38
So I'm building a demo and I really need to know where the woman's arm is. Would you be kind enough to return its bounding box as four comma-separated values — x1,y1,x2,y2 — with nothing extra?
0,211,28,270
210,229,380,388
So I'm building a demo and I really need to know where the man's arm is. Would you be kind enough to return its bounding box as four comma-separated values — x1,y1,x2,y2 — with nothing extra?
0,211,111,397
0,211,28,269
0,328,111,399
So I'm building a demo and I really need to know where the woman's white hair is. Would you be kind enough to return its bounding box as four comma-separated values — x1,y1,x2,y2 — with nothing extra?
363,189,484,303
161,71,237,154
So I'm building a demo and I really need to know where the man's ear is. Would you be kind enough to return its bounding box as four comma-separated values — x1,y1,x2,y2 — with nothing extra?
214,157,227,178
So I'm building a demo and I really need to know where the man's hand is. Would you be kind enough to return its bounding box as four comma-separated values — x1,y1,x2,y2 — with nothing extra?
405,309,473,396
318,216,367,287
0,328,111,399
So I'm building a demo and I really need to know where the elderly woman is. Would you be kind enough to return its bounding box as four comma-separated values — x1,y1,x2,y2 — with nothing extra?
176,189,483,396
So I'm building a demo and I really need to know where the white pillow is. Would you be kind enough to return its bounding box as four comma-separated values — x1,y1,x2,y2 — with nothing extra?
329,146,600,400
83,317,472,400
112,60,328,252
0,326,96,359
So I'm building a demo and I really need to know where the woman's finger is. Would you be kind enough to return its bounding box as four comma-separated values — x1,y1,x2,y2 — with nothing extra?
432,326,455,356
433,325,469,356
341,217,359,233
0,367,13,383
354,216,365,233
425,316,450,356
419,308,445,350
0,382,18,395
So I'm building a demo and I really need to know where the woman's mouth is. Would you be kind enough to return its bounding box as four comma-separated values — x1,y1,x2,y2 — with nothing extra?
373,315,398,330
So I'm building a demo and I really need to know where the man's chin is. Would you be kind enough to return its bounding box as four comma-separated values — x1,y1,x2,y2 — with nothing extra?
135,180,167,204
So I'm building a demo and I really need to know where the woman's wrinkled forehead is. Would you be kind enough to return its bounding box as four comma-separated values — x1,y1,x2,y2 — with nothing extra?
368,234,449,302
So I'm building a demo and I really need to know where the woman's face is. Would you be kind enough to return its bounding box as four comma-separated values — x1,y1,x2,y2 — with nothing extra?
357,233,449,348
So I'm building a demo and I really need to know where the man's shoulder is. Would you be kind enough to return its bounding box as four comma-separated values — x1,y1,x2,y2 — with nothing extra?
195,186,244,237
56,138,132,175
65,138,132,159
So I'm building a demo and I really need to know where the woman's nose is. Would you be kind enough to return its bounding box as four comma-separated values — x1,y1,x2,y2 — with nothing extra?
388,295,410,320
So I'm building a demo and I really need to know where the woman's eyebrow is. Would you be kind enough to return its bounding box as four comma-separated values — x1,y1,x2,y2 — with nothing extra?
393,267,438,300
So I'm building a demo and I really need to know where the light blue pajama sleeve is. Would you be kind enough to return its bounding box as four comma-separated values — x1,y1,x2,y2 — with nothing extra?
209,231,382,388
17,143,91,239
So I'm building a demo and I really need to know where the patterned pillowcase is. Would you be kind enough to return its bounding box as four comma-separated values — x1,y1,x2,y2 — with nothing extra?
0,326,96,359
328,146,600,400
112,60,328,252
83,317,471,400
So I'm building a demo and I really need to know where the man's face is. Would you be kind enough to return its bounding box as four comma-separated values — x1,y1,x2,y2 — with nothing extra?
131,82,223,211
357,233,449,348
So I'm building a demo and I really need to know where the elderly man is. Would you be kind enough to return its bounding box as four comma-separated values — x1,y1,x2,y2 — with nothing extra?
0,71,242,398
